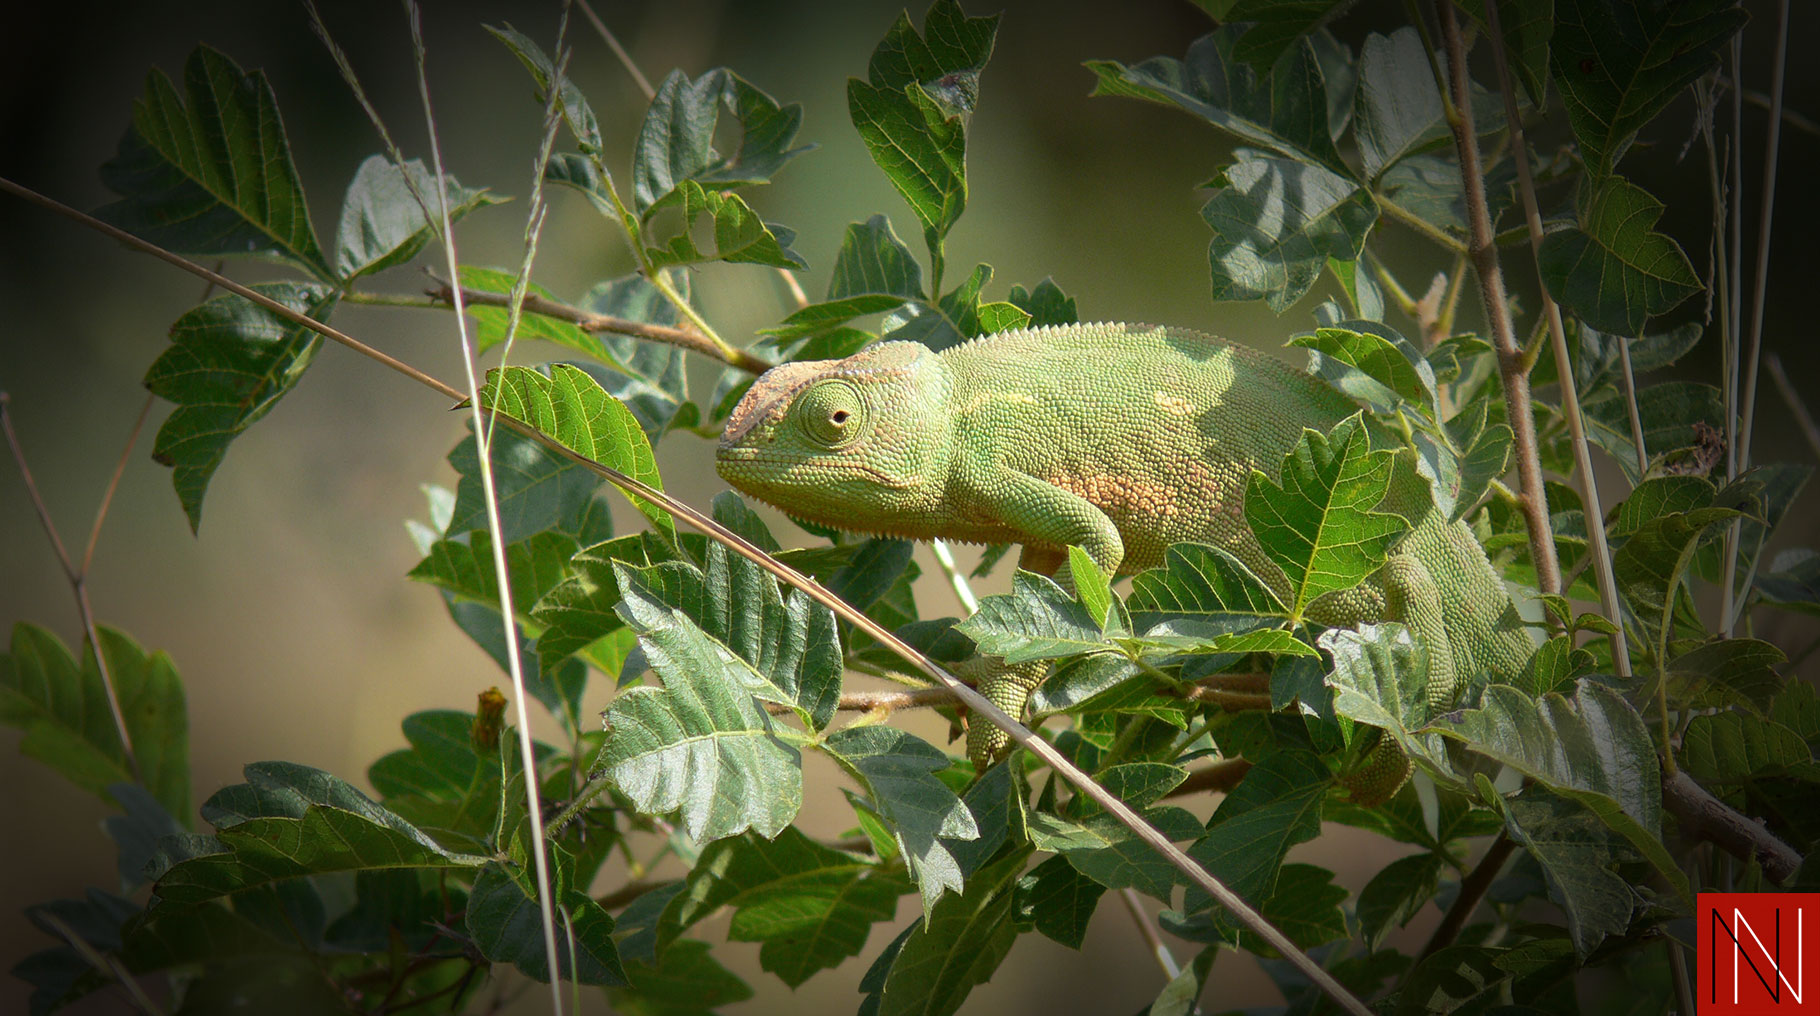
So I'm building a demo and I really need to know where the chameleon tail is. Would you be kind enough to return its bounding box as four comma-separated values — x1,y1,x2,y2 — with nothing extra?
965,659,1049,769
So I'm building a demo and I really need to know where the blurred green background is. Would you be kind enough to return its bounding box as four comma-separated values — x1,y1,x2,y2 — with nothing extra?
2,0,1815,1012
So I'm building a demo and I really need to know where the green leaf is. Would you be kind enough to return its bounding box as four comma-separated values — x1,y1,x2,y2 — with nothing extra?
1017,854,1105,949
1550,0,1747,176
1290,324,1437,412
612,939,752,1015
1759,548,1820,616
478,363,675,542
1222,1,1354,69
0,623,189,821
1538,176,1701,336
821,725,977,915
1374,151,1519,244
847,0,999,283
530,536,674,670
1247,413,1406,620
487,24,601,152
1184,750,1331,916
1456,0,1554,106
1128,543,1288,629
1320,623,1458,777
1581,380,1724,482
1247,863,1348,951
1357,853,1441,949
956,570,1112,664
1519,634,1597,696
1665,638,1785,713
455,266,619,366
1681,711,1813,787
97,45,330,279
1353,28,1453,180
1202,153,1378,312
1613,502,1746,657
152,762,482,908
367,710,500,852
633,67,810,216
577,273,698,438
864,847,1028,1016
409,529,578,620
1428,682,1689,902
598,567,805,842
333,157,496,279
655,828,908,988
1028,804,1203,902
763,294,907,342
1087,27,1350,177
644,181,806,270
467,856,624,985
1007,278,1080,327
1499,786,1638,956
146,282,334,532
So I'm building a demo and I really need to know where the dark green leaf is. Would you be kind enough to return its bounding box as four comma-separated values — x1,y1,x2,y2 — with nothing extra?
487,24,601,151
1457,0,1554,106
1550,0,1747,175
1538,176,1701,336
1681,711,1812,787
1028,804,1203,901
1128,543,1287,629
367,710,501,852
467,857,624,984
656,828,907,987
1222,1,1353,69
97,46,330,279
1353,28,1453,179
1320,623,1458,777
1759,548,1820,616
865,847,1028,1016
822,725,977,915
1187,750,1330,913
1017,854,1105,949
612,939,752,1016
579,274,696,439
632,68,810,215
456,265,622,366
1500,786,1638,956
1613,503,1745,656
1007,278,1079,326
1519,634,1596,696
147,283,333,532
1088,27,1349,177
530,536,677,671
1203,153,1378,312
829,214,925,300
644,181,806,270
1247,413,1406,620
1581,380,1724,482
478,363,675,541
333,157,496,279
444,421,612,547
104,783,187,890
0,624,189,821
1358,853,1441,949
409,529,578,620
1290,324,1437,412
1665,638,1785,713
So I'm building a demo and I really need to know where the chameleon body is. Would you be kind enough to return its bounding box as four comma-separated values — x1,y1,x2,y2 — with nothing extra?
716,322,1533,771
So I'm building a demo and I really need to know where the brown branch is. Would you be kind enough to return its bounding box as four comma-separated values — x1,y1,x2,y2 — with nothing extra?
1436,1,1560,596
764,687,958,714
1662,770,1802,884
427,281,775,375
1165,757,1253,798
1179,686,1273,710
1420,831,1515,959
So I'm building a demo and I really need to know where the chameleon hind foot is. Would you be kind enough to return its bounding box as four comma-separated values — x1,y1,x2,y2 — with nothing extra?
963,658,1049,770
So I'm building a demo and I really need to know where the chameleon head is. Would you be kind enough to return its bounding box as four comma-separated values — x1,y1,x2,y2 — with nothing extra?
716,341,953,532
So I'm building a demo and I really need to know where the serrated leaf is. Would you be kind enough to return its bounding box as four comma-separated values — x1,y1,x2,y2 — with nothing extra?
530,536,675,670
633,67,810,216
1184,750,1331,916
1538,176,1701,336
1665,638,1785,713
1291,324,1437,412
644,181,806,270
487,24,601,151
455,265,620,366
409,529,578,619
1320,623,1459,778
1581,380,1724,483
0,623,189,821
97,45,330,279
847,1,999,282
576,272,698,437
1128,543,1288,631
828,214,925,302
1017,854,1104,949
598,570,805,842
367,710,502,852
866,847,1028,1016
444,423,612,550
956,570,1112,663
1499,786,1638,956
1203,153,1378,312
1613,503,1746,658
1028,804,1203,902
1247,413,1406,620
1088,27,1349,177
146,282,334,532
467,857,624,984
655,828,907,988
151,762,481,909
822,725,977,915
1681,711,1812,787
612,939,752,1015
478,363,675,541
1550,0,1747,176
1358,853,1441,949
1007,278,1079,326
1427,681,1689,903
333,157,496,279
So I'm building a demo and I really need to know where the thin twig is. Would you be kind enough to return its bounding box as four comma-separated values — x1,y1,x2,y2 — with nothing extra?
425,280,774,374
407,1,565,1005
1481,0,1627,681
37,912,163,1016
764,687,958,714
0,175,1374,1016
1420,831,1515,958
1765,353,1820,461
1615,338,1649,478
1736,0,1790,470
1434,1,1560,597
1118,887,1185,983
0,394,141,783
576,0,654,99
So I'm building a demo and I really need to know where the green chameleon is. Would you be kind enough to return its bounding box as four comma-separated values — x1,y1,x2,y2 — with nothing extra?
716,322,1534,791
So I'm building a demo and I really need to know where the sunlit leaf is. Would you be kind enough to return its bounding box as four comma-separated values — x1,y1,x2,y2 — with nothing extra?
1203,153,1378,312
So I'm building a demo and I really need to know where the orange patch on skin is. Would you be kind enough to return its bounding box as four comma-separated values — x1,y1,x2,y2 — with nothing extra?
1153,391,1193,416
1048,470,1183,519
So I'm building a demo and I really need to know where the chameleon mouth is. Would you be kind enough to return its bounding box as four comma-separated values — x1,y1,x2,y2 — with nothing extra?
714,449,918,489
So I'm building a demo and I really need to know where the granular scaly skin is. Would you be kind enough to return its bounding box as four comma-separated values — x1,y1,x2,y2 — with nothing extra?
717,323,1533,767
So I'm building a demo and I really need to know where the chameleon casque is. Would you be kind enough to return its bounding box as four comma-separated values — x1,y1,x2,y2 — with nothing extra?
715,322,1534,778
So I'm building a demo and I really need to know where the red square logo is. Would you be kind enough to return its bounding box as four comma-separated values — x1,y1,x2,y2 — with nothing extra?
1698,893,1818,1013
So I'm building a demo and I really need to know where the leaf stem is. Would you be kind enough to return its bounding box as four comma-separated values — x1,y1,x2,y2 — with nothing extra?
930,539,980,613
1765,352,1820,461
1118,887,1184,983
1374,194,1468,255
648,268,741,365
1435,1,1561,598
1481,0,1627,675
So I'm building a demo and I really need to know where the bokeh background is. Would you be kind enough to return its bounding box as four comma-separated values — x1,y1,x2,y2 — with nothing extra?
2,0,1816,1012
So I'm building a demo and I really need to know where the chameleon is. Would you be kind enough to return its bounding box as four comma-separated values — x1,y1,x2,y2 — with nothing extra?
715,322,1534,787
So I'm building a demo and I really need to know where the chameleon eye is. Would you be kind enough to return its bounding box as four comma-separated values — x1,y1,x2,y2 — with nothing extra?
796,380,865,446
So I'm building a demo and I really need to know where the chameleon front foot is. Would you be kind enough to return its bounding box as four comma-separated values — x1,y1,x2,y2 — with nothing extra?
964,659,1049,770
